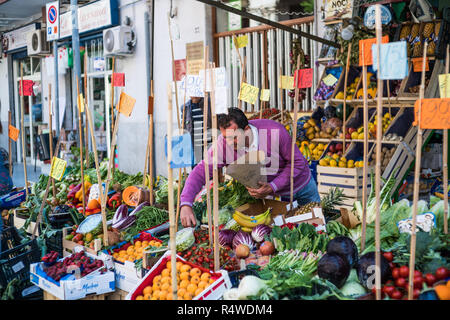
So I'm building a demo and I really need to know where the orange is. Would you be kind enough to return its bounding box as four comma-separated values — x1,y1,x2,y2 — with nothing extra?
180,264,191,273
161,268,170,277
136,295,144,300
200,273,211,282
194,288,203,297
190,268,201,277
186,283,197,294
153,275,162,284
180,272,190,281
127,246,135,254
166,261,172,269
190,275,200,285
161,282,171,292
179,279,190,289
209,278,215,285
152,289,161,299
177,288,187,298
152,282,161,291
143,286,152,296
143,293,151,300
134,240,142,248
119,250,126,256
158,290,167,300
150,296,158,300
166,292,173,300
435,284,450,300
198,281,208,290
142,241,149,247
176,261,183,271
161,276,171,284
184,292,193,300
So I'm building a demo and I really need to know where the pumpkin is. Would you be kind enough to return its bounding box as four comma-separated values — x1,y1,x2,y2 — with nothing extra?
87,199,101,210
123,186,149,206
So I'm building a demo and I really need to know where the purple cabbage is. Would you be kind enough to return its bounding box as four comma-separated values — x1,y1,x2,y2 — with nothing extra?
232,231,255,250
219,229,237,248
112,204,128,225
251,224,272,243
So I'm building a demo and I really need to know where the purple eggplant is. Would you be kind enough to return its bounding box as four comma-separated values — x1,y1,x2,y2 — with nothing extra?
112,215,136,230
129,201,149,216
112,204,128,225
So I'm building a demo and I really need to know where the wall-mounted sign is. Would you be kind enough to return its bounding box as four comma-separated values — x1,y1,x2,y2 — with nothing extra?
3,23,39,52
364,5,392,29
46,1,60,41
324,0,353,21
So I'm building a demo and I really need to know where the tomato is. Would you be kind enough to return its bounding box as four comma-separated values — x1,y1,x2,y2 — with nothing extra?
383,252,394,262
413,276,423,290
424,273,436,286
392,268,400,279
413,288,421,300
414,270,422,278
383,285,395,297
391,289,403,300
435,267,448,280
389,262,396,270
395,277,407,288
399,266,409,278
209,263,214,269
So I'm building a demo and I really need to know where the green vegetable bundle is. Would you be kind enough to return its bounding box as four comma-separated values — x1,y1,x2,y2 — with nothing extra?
269,223,329,253
124,206,169,238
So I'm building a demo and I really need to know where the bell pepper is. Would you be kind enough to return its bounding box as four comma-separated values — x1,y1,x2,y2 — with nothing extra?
68,183,82,201
108,192,122,209
85,208,101,216
75,181,92,202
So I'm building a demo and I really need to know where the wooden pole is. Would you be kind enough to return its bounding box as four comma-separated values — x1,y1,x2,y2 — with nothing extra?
167,83,178,300
48,83,56,198
408,41,428,300
85,98,109,246
168,14,181,130
290,55,302,211
233,35,246,111
374,5,383,300
110,57,115,136
279,67,285,123
210,61,220,272
84,51,89,167
76,77,86,216
360,44,369,251
8,111,12,178
443,44,449,235
142,94,151,186
20,62,29,199
342,43,352,154
149,81,155,205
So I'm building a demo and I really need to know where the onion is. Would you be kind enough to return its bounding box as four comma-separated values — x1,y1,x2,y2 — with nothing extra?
219,230,236,248
232,231,255,250
251,224,272,243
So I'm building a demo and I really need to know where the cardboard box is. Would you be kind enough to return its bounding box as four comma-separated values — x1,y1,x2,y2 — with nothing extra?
235,198,290,223
30,246,115,300
273,207,327,231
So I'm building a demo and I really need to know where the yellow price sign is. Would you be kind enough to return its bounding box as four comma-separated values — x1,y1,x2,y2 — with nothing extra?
260,89,270,102
50,157,67,181
322,73,338,86
118,92,136,117
439,74,450,98
238,82,259,105
279,76,294,90
234,35,248,49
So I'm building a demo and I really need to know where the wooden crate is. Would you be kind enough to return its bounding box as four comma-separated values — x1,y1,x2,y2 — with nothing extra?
62,227,102,257
13,208,38,235
329,65,362,102
43,290,112,300
398,59,442,99
314,65,344,104
106,289,129,300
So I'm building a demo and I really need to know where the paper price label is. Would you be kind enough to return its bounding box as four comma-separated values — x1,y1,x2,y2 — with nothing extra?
77,93,85,113
322,73,338,86
19,80,34,96
113,73,125,87
174,59,187,81
234,35,248,48
294,68,313,89
279,76,294,90
372,41,409,80
50,157,67,181
118,92,136,117
238,82,259,105
414,98,450,129
439,74,450,98
412,57,429,72
8,125,19,141
179,75,204,98
198,67,227,91
260,89,270,101
359,35,389,66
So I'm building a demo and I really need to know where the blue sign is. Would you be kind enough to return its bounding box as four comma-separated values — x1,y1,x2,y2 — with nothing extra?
372,41,409,80
364,5,392,29
165,134,195,168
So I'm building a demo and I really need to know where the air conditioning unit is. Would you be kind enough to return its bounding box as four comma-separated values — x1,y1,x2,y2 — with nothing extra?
103,25,136,56
27,30,50,56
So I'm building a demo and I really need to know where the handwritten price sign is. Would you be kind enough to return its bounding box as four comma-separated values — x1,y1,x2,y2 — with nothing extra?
412,57,429,72
113,73,125,87
294,68,313,88
279,76,294,90
234,35,248,48
8,125,19,141
359,35,389,66
19,80,34,96
118,92,136,117
414,98,450,129
260,89,270,101
238,82,259,105
50,157,67,181
439,74,450,98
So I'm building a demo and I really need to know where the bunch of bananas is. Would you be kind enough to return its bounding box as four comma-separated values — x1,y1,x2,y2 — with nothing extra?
232,208,272,232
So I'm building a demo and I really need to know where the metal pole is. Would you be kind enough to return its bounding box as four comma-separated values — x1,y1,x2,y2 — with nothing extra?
53,41,60,136
71,0,82,115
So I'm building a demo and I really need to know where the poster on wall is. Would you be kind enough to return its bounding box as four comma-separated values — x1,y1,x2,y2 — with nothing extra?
324,0,354,22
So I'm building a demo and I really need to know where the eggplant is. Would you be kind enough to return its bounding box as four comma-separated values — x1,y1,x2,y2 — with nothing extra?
112,215,136,230
129,202,150,216
112,204,128,225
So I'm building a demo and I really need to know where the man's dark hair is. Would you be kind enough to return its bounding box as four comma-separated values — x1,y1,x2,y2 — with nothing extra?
217,107,249,129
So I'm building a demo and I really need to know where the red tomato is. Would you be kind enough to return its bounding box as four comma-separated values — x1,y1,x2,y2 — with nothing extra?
435,267,448,280
414,270,422,278
391,290,403,300
413,276,423,290
399,266,409,278
383,285,395,297
392,268,400,279
383,252,394,262
424,273,436,286
395,277,407,288
413,288,421,300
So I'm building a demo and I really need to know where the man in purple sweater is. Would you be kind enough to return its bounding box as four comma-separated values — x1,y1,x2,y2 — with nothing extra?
179,108,320,227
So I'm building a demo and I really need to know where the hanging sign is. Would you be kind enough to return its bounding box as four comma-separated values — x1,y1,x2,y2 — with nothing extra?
46,1,60,41
260,89,270,102
113,73,125,87
364,5,392,29
372,41,409,80
412,57,430,73
234,35,248,48
50,157,67,181
186,41,204,75
118,92,136,117
413,98,450,129
214,86,228,114
179,75,204,98
174,59,187,81
279,76,294,90
294,68,313,89
439,74,450,98
19,80,34,96
8,125,19,142
198,67,228,92
324,0,353,21
359,35,389,66
238,82,259,105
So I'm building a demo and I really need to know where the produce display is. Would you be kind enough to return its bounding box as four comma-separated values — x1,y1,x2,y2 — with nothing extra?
108,233,163,263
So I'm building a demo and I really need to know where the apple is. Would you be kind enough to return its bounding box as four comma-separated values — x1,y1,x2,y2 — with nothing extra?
336,143,343,151
348,128,356,134
345,133,351,139
329,145,336,153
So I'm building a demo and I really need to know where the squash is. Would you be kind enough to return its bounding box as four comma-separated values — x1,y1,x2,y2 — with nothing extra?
87,199,101,210
123,186,150,206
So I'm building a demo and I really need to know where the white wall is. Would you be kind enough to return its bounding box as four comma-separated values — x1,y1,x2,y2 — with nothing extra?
0,57,9,153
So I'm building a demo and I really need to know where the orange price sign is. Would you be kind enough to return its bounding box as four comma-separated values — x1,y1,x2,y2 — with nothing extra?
414,98,450,129
118,92,136,117
359,35,389,66
411,57,429,72
8,125,19,141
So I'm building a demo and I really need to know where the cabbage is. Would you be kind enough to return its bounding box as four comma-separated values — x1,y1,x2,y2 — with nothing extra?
219,229,236,248
232,231,255,250
176,227,195,252
417,200,429,215
251,224,272,243
341,281,367,298
219,206,234,225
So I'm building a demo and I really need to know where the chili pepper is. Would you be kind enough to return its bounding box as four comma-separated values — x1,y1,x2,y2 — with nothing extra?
108,192,122,209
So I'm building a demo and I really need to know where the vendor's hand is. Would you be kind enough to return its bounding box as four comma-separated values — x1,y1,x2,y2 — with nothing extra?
180,205,197,227
246,182,273,199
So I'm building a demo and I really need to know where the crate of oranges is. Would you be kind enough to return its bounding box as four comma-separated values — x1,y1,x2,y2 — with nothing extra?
104,232,165,292
126,250,232,300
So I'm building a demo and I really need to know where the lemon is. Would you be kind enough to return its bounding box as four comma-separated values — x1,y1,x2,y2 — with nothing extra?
347,160,355,168
351,132,359,139
332,154,339,160
357,133,364,139
338,161,346,168
330,159,338,167
340,157,347,162
319,159,328,166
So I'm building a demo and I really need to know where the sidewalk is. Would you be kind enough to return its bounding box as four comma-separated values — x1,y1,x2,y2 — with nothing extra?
12,163,42,188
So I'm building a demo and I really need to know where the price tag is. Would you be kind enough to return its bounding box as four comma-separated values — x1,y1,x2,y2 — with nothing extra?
359,35,389,66
294,68,313,88
238,82,259,104
414,98,450,129
412,57,429,73
439,74,450,98
198,67,228,92
174,59,187,81
77,93,85,113
260,89,270,101
50,157,67,181
118,92,136,117
8,125,19,141
322,73,338,86
279,76,294,90
113,73,125,87
19,80,34,96
372,41,409,80
234,35,248,48
179,75,204,97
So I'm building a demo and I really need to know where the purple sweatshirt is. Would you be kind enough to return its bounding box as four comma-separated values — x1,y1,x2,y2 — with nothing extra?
180,119,311,207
